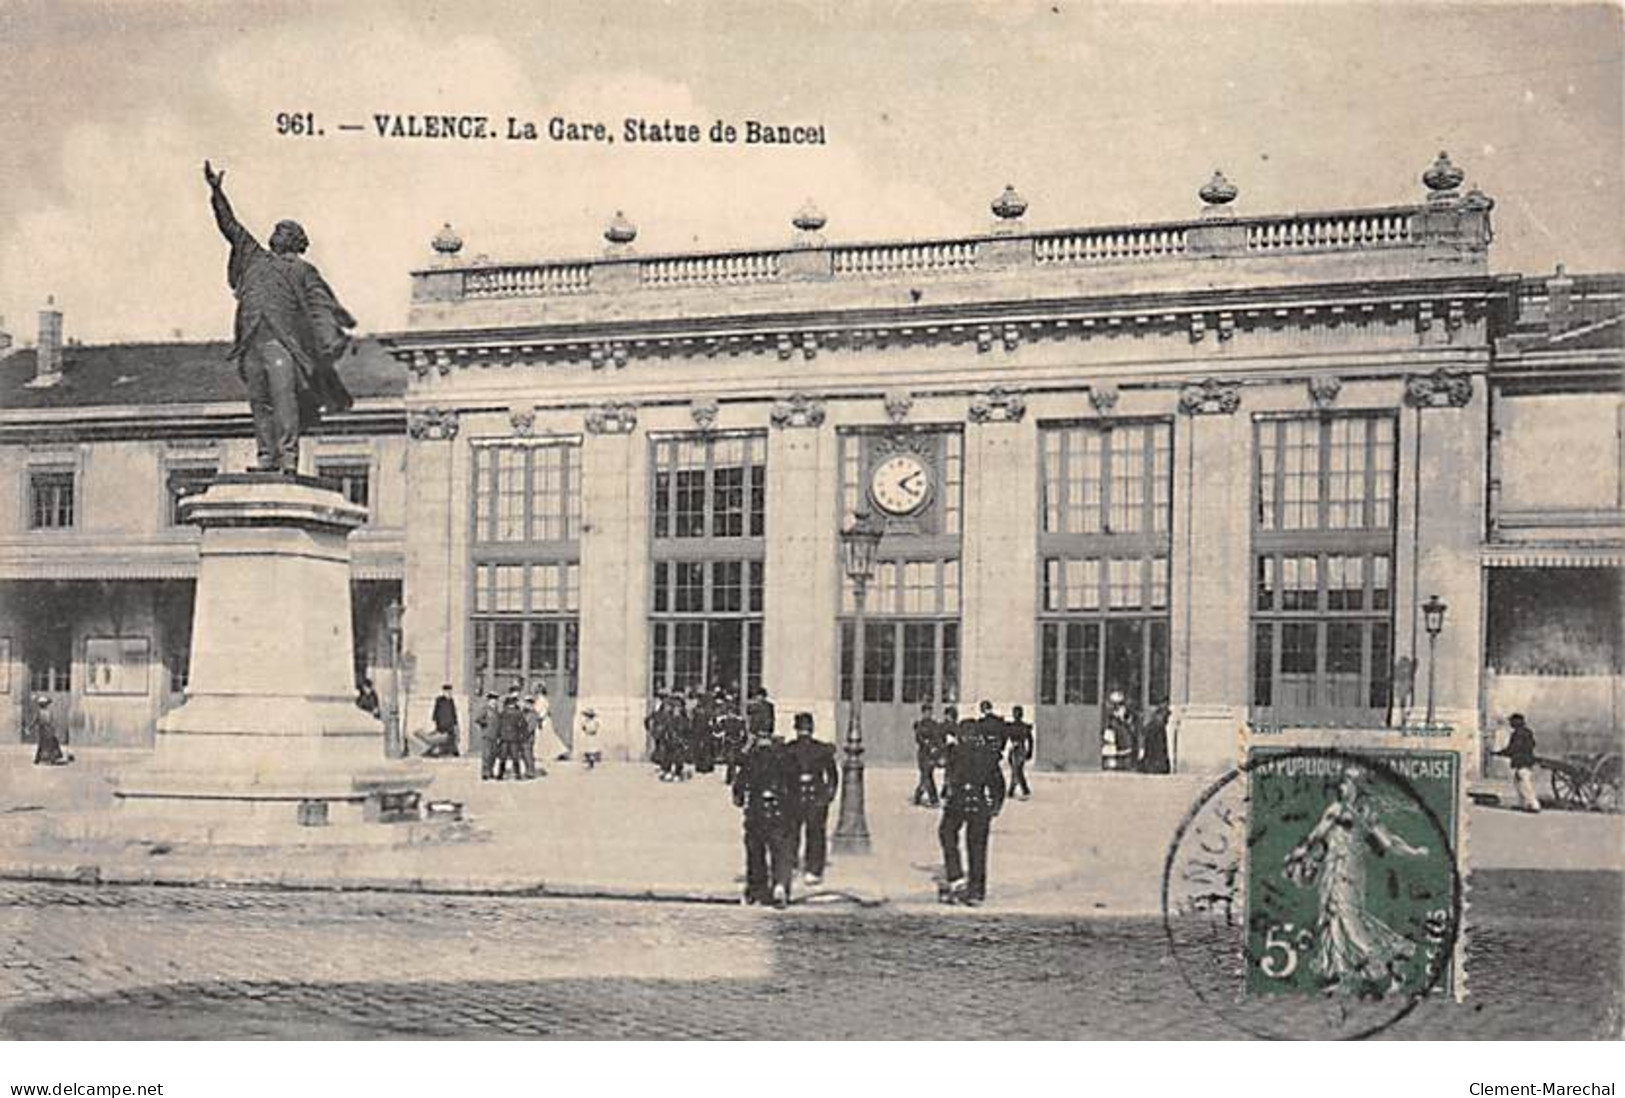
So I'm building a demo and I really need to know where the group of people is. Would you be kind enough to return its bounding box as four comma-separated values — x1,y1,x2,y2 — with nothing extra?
405,683,602,778
468,684,584,780
1101,691,1172,774
911,701,1034,809
645,685,774,784
727,708,839,909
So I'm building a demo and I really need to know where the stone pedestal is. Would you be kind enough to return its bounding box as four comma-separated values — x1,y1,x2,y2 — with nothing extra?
119,475,425,824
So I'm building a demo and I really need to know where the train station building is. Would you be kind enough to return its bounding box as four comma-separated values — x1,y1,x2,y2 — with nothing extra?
2,155,1619,773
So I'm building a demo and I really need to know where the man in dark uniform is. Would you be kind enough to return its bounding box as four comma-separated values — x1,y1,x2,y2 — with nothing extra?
938,716,1006,906
1006,704,1034,799
1139,701,1171,774
747,685,776,740
412,683,461,757
976,700,1010,756
202,161,356,473
690,688,717,774
785,712,839,886
495,692,528,780
475,692,500,779
732,725,796,908
719,696,748,784
912,703,943,807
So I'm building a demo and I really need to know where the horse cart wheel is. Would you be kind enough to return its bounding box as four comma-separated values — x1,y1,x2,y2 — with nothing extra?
1589,755,1622,814
1550,767,1585,810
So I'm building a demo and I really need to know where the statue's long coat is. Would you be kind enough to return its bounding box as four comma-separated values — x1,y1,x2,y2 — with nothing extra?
211,189,354,425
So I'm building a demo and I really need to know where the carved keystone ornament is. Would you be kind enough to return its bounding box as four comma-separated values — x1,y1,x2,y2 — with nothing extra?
1178,378,1242,416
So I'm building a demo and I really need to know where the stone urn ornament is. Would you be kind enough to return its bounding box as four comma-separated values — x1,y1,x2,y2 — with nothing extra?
431,222,463,258
991,184,1028,222
1423,151,1465,198
1199,170,1239,208
604,210,638,249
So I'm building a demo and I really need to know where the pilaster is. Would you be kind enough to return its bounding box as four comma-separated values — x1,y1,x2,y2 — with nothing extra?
576,426,650,760
960,410,1039,713
763,420,839,741
1170,388,1250,771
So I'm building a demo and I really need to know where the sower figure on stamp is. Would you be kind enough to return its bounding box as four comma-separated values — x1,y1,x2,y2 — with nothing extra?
732,723,796,908
938,715,1006,906
786,712,838,887
203,160,356,474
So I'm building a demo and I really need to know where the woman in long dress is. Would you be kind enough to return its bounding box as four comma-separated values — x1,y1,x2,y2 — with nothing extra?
531,684,570,761
1283,770,1430,993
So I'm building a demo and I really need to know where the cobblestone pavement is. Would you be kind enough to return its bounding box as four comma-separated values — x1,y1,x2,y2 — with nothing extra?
0,870,1617,1040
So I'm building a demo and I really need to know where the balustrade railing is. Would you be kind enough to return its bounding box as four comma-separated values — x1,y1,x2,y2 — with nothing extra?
1033,226,1188,265
832,241,980,277
463,264,593,298
1246,210,1414,253
641,253,781,287
424,204,1447,303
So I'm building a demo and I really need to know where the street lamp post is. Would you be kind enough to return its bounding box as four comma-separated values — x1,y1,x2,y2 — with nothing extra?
1422,594,1447,730
833,510,885,856
384,600,404,758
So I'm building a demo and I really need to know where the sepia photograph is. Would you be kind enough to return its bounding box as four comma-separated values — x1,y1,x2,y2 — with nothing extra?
0,0,1620,1079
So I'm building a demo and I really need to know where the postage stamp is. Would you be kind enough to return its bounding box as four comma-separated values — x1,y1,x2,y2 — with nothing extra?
1162,746,1465,1040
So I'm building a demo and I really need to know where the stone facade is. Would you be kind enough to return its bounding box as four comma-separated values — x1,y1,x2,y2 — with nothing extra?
383,165,1544,773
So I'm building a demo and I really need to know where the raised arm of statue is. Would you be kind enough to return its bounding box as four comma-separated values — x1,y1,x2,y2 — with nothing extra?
203,160,258,258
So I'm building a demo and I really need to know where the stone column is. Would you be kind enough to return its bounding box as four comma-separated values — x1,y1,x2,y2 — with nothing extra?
401,408,462,738
763,414,840,741
960,392,1039,713
1170,379,1250,771
576,404,648,760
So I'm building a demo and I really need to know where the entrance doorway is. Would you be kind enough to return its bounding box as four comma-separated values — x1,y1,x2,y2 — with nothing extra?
650,618,763,705
471,617,579,749
1036,616,1167,769
839,618,960,763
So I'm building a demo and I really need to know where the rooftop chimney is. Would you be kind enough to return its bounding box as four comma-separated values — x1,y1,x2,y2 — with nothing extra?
1546,263,1574,333
27,296,63,388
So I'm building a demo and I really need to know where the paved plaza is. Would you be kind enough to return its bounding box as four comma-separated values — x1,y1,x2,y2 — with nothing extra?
1,751,1619,1040
0,870,1618,1040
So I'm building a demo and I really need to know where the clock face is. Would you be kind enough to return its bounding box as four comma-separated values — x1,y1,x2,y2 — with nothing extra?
869,453,933,516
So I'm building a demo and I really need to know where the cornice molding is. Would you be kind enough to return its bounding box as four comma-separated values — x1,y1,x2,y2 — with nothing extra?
388,279,1506,377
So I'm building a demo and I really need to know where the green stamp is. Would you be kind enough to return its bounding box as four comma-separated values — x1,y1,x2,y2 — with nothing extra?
1245,747,1460,1001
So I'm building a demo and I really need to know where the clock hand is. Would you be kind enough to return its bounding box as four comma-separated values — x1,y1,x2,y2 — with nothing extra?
900,471,924,493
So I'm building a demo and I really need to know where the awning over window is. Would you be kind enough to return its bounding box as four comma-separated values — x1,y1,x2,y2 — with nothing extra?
1483,545,1625,569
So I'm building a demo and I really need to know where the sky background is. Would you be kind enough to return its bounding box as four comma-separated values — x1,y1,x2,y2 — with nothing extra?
0,0,1620,345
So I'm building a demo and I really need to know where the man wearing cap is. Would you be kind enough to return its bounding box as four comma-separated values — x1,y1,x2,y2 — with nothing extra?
519,694,543,780
474,692,501,778
203,160,356,474
30,697,70,767
411,684,461,758
785,712,839,886
938,707,1006,906
1494,713,1541,813
731,723,796,908
912,703,943,808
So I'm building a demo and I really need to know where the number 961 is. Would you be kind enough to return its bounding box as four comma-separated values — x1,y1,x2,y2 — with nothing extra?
276,112,317,136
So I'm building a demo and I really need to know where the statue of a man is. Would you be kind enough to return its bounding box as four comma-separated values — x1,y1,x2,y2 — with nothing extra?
203,160,356,473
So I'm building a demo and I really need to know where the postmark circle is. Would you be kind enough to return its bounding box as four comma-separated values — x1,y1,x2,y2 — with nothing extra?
1161,746,1463,1040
